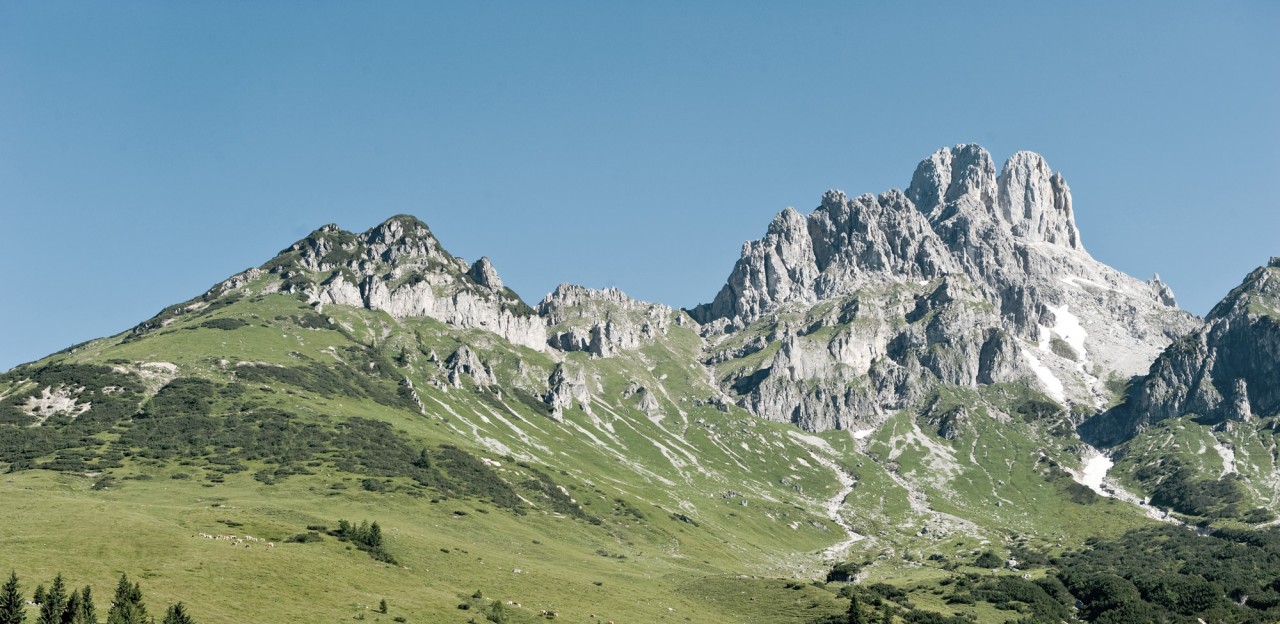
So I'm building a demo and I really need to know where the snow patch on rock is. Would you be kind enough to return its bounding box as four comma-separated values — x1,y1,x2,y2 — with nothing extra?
1076,453,1114,497
1022,350,1065,403
1045,304,1087,360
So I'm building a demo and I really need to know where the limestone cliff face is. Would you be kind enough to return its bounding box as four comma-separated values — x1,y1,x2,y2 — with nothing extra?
267,216,547,351
908,146,1198,379
256,219,683,359
445,346,496,388
696,144,1199,432
538,285,674,358
692,190,956,329
544,362,592,420
1082,259,1280,446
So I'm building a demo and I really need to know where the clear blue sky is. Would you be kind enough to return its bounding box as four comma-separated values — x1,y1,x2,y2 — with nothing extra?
2,2,1277,371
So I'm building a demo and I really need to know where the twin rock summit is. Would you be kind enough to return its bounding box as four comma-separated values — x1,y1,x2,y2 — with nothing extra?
136,143,1277,451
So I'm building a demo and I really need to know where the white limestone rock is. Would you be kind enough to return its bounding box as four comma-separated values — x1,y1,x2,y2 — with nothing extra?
539,284,672,357
545,363,592,420
997,151,1081,250
445,346,496,388
1082,259,1280,445
697,144,1199,432
270,216,547,351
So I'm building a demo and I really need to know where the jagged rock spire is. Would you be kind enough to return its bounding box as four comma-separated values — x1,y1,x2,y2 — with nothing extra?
694,143,1199,431
467,257,504,291
997,151,1081,250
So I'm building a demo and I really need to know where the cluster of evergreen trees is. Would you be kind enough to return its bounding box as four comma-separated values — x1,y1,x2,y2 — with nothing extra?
332,519,396,564
0,572,194,624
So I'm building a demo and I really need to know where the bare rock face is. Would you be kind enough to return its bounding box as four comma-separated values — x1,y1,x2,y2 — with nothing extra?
996,151,1081,250
539,285,673,358
1148,274,1178,307
695,144,1200,432
691,207,821,327
692,190,956,328
544,363,592,420
267,216,547,351
725,275,1025,431
467,257,504,290
444,346,496,388
1082,259,1280,446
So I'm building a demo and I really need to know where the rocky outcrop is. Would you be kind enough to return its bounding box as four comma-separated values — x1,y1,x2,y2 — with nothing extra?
726,275,1027,431
444,346,496,388
996,152,1081,250
544,363,592,420
467,257,504,290
267,216,547,351
623,383,663,417
1082,259,1280,446
691,190,956,327
1148,274,1178,307
539,285,673,357
696,144,1199,431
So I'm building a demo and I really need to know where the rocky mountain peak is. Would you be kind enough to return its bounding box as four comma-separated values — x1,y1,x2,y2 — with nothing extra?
906,144,1082,253
1148,274,1178,307
997,151,1081,250
364,215,453,266
906,143,998,223
281,215,454,275
1206,260,1280,321
697,144,1098,328
467,257,504,291
692,186,955,327
695,144,1200,431
250,217,548,350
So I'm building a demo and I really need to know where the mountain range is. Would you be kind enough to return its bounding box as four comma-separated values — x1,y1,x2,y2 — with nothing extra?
2,144,1277,623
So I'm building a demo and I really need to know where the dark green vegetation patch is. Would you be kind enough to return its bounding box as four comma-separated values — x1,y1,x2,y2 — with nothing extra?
233,348,416,410
1055,525,1280,622
198,318,249,331
0,364,144,471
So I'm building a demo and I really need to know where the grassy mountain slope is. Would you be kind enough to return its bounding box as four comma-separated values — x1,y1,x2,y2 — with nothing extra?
0,217,1245,623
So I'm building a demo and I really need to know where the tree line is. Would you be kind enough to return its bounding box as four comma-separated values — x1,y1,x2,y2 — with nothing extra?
0,572,194,624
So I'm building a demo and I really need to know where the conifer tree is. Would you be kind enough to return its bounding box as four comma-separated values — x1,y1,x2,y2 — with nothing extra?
489,600,507,624
59,591,78,624
32,586,44,607
846,591,866,624
38,574,67,624
0,572,24,624
161,603,194,624
413,448,431,469
106,574,148,624
377,599,387,614
71,587,96,624
368,522,383,550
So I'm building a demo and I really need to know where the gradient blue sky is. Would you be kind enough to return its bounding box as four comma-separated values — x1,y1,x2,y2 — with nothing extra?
2,2,1277,371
